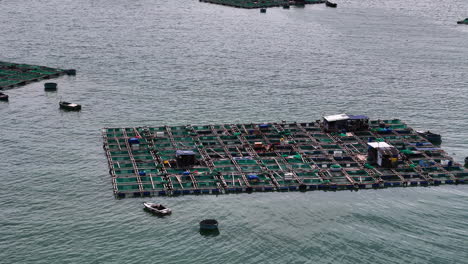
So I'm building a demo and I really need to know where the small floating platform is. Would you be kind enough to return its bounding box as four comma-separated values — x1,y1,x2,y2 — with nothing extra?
102,115,468,198
199,0,325,9
44,82,58,91
0,61,75,90
200,219,219,230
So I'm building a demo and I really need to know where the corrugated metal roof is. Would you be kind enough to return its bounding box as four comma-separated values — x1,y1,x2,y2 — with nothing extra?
367,142,393,148
323,113,349,122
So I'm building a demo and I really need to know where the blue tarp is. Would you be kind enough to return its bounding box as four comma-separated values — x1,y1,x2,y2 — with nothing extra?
348,115,369,120
415,148,441,151
176,150,195,156
409,142,432,146
128,138,140,144
247,174,259,181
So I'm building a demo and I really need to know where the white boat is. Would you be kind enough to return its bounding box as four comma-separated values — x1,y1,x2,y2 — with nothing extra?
143,202,172,215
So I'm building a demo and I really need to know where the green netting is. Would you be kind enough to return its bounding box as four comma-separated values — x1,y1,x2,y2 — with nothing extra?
237,159,257,165
114,170,135,175
117,185,140,191
302,178,323,183
213,160,232,166
198,182,217,187
116,177,137,183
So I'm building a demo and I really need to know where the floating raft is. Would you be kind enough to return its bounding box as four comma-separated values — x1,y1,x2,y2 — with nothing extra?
199,0,325,9
0,61,72,90
102,117,468,198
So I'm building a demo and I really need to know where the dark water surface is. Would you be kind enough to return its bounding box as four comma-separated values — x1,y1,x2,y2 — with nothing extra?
1,0,467,263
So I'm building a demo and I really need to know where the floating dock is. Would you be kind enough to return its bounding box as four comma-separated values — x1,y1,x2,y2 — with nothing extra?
0,61,74,90
102,115,468,198
199,0,325,9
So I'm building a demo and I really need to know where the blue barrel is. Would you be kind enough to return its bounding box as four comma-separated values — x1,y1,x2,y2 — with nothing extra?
129,138,140,144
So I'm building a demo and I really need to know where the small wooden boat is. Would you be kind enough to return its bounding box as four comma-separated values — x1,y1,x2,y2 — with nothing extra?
200,219,218,230
457,18,468,24
0,92,8,101
59,101,81,111
143,202,172,215
325,1,337,7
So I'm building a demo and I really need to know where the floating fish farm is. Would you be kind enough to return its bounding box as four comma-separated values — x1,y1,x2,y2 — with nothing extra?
199,0,325,9
102,114,468,198
0,61,75,90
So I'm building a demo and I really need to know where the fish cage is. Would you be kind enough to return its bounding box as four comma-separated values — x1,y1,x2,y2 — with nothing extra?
102,117,468,198
0,61,74,90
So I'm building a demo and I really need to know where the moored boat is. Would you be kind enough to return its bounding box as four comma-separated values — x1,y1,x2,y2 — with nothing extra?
200,219,218,230
325,0,337,7
0,92,8,101
143,202,172,215
59,101,81,111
